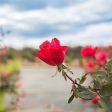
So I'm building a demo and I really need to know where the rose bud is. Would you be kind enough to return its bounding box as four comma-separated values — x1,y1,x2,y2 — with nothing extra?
81,46,97,57
85,61,95,72
36,38,68,66
96,51,108,66
91,96,99,104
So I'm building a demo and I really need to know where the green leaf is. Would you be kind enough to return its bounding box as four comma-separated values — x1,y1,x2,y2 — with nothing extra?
62,71,67,81
105,59,112,72
68,93,75,104
93,71,107,83
80,73,88,84
108,75,112,82
78,86,96,100
99,98,112,112
100,82,112,96
93,71,107,77
93,79,101,89
57,65,62,72
72,87,79,98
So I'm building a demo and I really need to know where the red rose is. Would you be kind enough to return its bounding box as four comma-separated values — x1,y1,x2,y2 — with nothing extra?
36,38,68,66
2,70,9,78
96,51,108,66
81,46,97,57
91,96,99,104
85,61,95,72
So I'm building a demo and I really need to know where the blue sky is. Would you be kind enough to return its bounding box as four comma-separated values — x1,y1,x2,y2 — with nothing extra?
0,0,112,49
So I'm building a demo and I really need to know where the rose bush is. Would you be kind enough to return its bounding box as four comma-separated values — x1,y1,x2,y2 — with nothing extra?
0,59,21,111
36,38,112,112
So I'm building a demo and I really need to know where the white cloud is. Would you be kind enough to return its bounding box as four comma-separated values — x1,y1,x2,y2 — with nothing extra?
0,0,112,48
57,22,112,46
0,0,111,26
4,22,112,49
75,22,112,39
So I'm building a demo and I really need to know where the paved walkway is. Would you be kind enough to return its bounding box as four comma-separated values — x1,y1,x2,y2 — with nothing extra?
19,67,96,112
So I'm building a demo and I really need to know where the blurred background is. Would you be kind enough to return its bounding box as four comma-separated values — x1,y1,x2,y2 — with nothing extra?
0,0,112,112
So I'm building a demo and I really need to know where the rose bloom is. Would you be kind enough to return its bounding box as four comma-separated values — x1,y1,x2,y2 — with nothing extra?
96,51,108,66
91,96,99,104
36,38,68,66
2,70,9,78
85,61,95,72
81,46,97,57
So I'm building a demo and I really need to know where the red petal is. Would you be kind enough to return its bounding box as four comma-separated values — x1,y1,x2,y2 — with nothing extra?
39,40,50,50
61,46,68,54
49,47,65,65
36,50,56,66
51,38,60,47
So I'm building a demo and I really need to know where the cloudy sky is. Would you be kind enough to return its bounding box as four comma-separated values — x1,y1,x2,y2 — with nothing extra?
0,0,112,49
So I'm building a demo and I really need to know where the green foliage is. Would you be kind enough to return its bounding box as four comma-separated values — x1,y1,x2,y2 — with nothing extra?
68,93,75,104
67,58,112,107
62,70,67,81
92,59,112,97
79,73,88,84
0,59,21,94
78,86,96,100
99,97,112,112
93,79,101,90
21,47,37,62
100,82,112,96
68,86,78,103
68,85,97,104
0,59,21,75
105,59,112,72
65,47,82,63
0,90,6,111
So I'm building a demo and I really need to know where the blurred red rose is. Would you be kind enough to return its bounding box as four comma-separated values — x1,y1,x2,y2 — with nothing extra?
2,70,9,78
20,91,27,97
108,45,112,51
80,98,86,103
36,38,68,66
0,48,7,56
96,51,108,66
91,96,99,104
81,46,97,57
85,61,95,72
16,82,22,88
